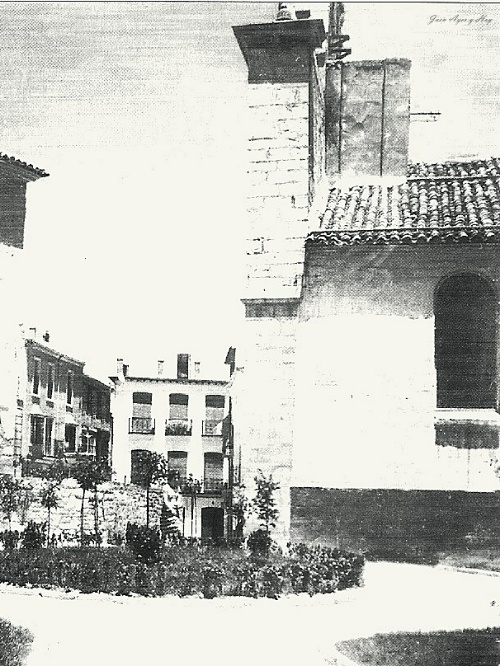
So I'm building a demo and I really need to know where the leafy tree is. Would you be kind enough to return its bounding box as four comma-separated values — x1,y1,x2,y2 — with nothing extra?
73,459,110,547
134,451,169,527
251,470,280,534
0,476,21,531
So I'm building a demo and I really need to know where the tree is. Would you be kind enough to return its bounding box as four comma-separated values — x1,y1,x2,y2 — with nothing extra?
251,470,280,534
40,482,59,547
0,477,21,531
73,458,110,547
40,459,69,546
232,485,249,539
134,451,169,527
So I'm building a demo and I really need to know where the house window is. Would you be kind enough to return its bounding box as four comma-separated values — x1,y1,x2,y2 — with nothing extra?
66,372,73,405
435,273,497,408
169,393,188,421
130,392,153,433
168,451,188,481
177,354,190,379
79,430,96,455
47,364,54,400
33,358,41,395
65,424,76,453
30,415,44,459
44,417,53,456
203,395,225,435
204,452,223,480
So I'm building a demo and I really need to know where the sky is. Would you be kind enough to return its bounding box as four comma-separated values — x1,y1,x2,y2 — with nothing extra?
3,2,500,380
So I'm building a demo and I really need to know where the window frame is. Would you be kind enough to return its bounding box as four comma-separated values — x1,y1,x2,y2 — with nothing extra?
32,357,41,395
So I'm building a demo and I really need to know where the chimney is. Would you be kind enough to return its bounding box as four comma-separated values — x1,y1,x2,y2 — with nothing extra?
177,354,190,379
193,361,201,377
43,331,50,343
157,360,164,376
116,358,124,375
29,327,36,339
233,14,326,300
325,59,411,181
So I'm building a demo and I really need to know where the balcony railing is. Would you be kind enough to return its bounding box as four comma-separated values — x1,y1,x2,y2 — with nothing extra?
202,420,223,436
165,419,192,436
129,417,155,434
173,476,227,495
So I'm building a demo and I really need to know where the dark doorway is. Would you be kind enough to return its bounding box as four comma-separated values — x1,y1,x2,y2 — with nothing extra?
201,507,224,540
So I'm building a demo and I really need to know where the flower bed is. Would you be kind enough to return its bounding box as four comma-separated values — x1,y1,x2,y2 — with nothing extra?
0,618,33,666
0,541,364,599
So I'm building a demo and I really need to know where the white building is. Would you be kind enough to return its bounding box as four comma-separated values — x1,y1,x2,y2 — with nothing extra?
110,353,232,539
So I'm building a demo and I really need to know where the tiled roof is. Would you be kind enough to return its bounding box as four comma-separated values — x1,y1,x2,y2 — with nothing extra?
0,153,48,179
308,157,500,246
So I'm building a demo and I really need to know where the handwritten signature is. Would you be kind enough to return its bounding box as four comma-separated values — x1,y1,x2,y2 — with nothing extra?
429,14,492,26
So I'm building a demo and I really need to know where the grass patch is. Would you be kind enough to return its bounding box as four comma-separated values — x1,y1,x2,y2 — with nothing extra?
0,542,364,599
0,618,33,666
336,628,500,666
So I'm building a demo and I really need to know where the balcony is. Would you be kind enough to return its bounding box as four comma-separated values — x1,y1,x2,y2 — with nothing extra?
129,417,155,435
173,476,227,495
202,420,223,437
165,419,192,436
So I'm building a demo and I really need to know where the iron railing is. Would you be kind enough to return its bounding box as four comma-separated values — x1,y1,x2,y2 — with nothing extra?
171,476,227,495
129,417,155,434
202,420,223,436
165,419,192,436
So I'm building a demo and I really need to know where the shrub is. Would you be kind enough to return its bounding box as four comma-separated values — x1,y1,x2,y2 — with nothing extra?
247,529,274,557
126,523,162,564
0,531,19,551
0,618,33,666
0,540,364,599
21,522,46,550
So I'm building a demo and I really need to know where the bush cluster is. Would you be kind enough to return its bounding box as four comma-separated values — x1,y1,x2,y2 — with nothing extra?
0,541,364,599
125,523,162,563
0,618,33,666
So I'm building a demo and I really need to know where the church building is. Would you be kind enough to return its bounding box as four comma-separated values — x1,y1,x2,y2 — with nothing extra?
232,5,500,555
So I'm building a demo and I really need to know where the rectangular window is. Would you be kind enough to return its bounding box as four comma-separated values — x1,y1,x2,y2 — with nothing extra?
65,424,76,453
66,372,73,405
203,395,225,435
33,358,41,395
44,417,53,456
177,354,190,379
168,451,188,481
79,430,95,455
47,364,54,400
132,392,152,417
30,415,44,458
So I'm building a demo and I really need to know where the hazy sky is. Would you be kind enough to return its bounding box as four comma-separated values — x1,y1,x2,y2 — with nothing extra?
3,2,500,380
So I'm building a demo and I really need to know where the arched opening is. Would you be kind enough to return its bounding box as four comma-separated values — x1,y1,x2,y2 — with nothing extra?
435,273,497,408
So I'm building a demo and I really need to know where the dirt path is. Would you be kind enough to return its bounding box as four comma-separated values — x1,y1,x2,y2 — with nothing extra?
1,562,500,666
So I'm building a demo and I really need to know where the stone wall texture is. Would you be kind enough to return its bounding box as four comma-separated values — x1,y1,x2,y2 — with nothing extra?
5,478,165,543
244,82,310,299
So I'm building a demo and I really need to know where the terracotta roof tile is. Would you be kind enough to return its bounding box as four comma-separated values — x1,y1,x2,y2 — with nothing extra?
0,153,48,179
308,157,500,246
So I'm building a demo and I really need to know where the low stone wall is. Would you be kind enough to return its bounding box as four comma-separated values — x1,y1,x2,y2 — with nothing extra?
4,477,165,544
